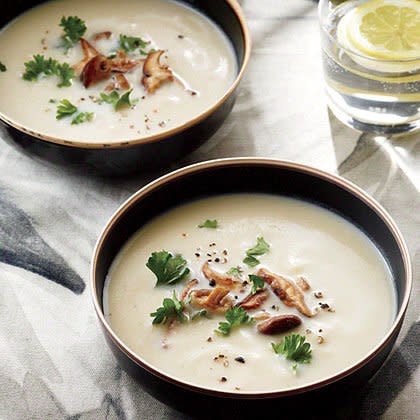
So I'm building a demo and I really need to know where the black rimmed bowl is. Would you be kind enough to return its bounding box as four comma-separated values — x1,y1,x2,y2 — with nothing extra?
0,0,250,175
91,158,412,416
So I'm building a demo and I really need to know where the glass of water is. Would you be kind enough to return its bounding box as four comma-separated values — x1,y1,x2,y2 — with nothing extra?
319,0,420,134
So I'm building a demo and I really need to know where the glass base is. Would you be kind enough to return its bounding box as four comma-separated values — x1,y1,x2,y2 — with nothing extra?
326,94,420,136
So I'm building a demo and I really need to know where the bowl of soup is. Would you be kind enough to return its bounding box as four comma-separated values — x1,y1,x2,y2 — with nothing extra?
0,0,249,174
91,158,412,411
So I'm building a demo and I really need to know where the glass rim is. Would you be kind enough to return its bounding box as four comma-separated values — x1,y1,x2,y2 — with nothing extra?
318,0,420,64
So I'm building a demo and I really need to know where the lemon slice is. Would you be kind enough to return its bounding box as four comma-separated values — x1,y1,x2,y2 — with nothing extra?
346,0,420,60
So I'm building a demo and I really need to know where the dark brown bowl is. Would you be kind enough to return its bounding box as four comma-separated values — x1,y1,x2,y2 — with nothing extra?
91,158,412,414
0,0,250,175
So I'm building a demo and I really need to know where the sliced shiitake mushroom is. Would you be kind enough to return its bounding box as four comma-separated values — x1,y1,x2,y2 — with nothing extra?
92,31,112,42
73,38,101,76
236,289,269,310
142,50,173,93
180,278,199,301
258,268,314,317
80,55,112,88
105,73,131,92
202,262,240,290
257,314,302,335
190,287,233,314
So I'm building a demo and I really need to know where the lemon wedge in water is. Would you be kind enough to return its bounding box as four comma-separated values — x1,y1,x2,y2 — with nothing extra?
337,0,420,72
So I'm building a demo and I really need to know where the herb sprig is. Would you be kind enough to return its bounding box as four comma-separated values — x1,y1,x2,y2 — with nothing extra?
226,266,243,279
191,309,208,320
119,34,150,54
272,334,312,372
243,236,270,267
60,16,87,52
215,307,254,336
150,291,187,325
100,89,137,110
71,111,94,125
56,99,94,124
56,99,77,119
23,55,74,87
146,251,190,286
55,62,74,87
248,274,265,294
198,219,218,229
0,61,6,72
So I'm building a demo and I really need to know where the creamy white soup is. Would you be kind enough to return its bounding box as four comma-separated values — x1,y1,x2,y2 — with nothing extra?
104,194,395,393
0,0,237,142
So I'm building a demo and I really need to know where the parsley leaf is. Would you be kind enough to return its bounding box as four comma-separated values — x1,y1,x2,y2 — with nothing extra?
246,236,270,256
226,266,243,279
100,91,119,106
248,274,265,294
56,101,93,124
243,255,260,267
71,111,94,125
117,89,137,109
215,307,254,336
119,34,150,54
23,55,57,80
198,219,218,229
100,89,137,110
243,236,270,267
0,61,6,72
23,55,74,87
146,250,190,286
55,62,74,87
56,99,77,120
150,291,187,325
191,309,208,320
60,16,87,52
272,334,312,372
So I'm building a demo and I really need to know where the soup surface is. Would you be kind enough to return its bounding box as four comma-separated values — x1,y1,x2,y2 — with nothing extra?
104,194,395,393
0,0,237,142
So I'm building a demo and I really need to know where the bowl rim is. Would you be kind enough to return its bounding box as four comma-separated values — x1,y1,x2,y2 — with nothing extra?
91,157,412,399
0,0,251,150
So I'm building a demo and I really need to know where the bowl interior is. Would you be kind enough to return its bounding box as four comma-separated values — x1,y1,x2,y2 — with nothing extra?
0,0,248,151
94,161,408,319
1,0,246,67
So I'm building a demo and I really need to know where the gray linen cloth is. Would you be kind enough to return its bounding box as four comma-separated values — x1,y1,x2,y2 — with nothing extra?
0,1,418,418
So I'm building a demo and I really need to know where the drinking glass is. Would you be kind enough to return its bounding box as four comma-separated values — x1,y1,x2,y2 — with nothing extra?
319,0,420,134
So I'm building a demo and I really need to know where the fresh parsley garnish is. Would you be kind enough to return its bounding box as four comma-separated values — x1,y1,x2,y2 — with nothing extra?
243,256,259,267
198,219,218,229
100,89,137,110
191,309,208,320
71,111,94,125
248,274,265,294
146,250,190,286
55,62,74,87
0,61,6,72
60,16,87,52
226,266,243,278
56,99,77,120
150,291,187,325
246,236,270,256
23,55,74,87
56,100,94,124
271,334,312,372
215,307,254,336
119,34,150,54
23,55,57,80
243,236,270,267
